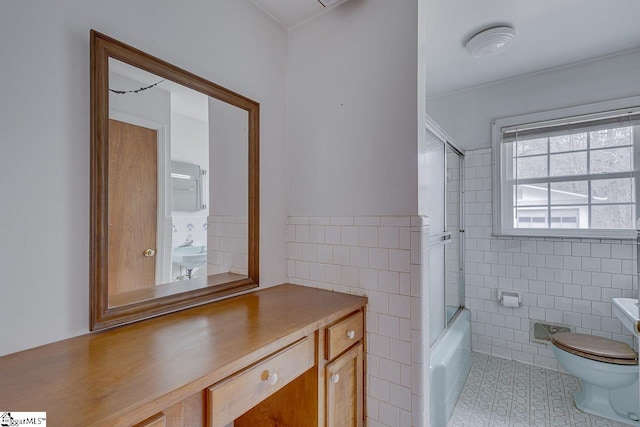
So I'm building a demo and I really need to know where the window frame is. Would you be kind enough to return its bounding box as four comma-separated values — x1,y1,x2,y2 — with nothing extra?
492,96,640,239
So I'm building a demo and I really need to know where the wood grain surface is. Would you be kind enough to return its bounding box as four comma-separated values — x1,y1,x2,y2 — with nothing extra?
0,284,366,427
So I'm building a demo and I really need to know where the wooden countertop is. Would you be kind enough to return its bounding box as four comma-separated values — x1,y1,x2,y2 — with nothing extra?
0,284,367,427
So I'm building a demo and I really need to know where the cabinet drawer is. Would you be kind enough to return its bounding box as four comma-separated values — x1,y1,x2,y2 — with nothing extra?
326,311,364,361
207,336,315,427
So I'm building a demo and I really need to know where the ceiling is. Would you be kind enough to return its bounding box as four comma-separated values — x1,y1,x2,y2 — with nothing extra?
251,0,348,28
110,58,209,122
251,0,640,98
426,0,640,96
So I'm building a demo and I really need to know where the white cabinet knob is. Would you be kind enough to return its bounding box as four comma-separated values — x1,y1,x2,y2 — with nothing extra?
346,330,356,339
266,372,278,386
331,373,340,384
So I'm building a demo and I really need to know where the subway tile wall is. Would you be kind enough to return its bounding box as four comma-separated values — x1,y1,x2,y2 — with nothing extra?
207,215,248,275
172,214,208,249
286,216,429,427
464,148,637,370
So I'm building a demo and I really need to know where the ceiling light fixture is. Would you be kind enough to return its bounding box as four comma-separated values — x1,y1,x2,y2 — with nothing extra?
465,26,515,58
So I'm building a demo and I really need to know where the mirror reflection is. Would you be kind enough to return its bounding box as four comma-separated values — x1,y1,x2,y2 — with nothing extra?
107,58,248,308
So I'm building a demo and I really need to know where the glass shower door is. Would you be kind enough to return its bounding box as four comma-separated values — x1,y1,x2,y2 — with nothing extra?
425,126,464,346
425,128,446,346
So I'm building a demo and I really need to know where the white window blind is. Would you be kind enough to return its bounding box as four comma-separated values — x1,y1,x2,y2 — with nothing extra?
502,108,640,142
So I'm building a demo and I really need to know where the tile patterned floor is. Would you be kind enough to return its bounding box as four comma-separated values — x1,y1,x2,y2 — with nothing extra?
447,352,631,427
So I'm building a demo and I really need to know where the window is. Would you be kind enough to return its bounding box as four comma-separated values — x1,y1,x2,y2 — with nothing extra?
493,100,640,238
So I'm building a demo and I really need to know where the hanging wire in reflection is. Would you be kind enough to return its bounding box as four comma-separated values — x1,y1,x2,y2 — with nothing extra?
109,79,165,95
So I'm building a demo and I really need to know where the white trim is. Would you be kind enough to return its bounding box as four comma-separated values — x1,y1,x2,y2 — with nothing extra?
109,110,171,284
492,96,640,238
491,120,503,234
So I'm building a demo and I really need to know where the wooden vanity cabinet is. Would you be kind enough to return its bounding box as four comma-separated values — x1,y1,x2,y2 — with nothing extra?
209,335,316,426
236,309,367,427
326,343,364,427
0,284,366,427
324,311,365,427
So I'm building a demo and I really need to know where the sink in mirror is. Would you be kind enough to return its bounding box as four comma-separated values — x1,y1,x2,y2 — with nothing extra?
91,31,259,330
172,245,208,279
612,298,640,337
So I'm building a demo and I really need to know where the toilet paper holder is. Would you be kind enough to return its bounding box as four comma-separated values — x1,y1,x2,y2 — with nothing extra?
498,290,522,308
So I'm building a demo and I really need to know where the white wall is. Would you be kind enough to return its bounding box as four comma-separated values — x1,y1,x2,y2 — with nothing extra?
427,49,640,150
286,2,428,424
172,112,208,169
0,0,287,356
288,0,420,217
209,98,248,216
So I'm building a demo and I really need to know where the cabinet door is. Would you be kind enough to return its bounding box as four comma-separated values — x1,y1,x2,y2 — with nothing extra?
326,343,363,427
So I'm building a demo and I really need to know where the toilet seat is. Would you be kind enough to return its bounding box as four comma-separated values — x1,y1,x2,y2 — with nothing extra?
551,332,637,365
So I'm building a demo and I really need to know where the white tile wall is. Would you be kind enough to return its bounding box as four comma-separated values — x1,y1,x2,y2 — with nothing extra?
286,216,429,427
172,214,208,249
207,215,248,275
464,148,637,370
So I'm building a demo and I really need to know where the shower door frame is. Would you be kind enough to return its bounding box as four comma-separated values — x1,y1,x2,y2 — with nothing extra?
445,141,465,325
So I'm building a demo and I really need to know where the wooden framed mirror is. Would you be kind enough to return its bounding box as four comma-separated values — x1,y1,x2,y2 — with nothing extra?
90,30,259,330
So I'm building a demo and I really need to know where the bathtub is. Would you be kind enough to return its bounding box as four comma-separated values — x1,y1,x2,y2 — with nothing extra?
430,308,471,427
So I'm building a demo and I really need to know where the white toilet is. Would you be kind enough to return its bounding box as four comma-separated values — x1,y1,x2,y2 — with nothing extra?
551,332,639,425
